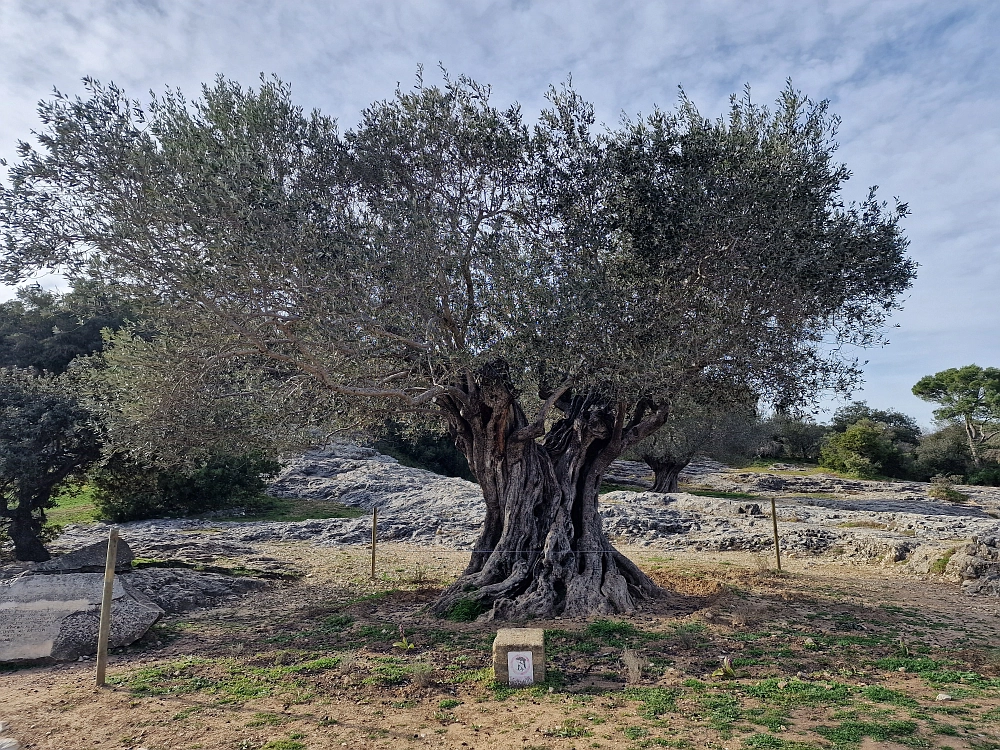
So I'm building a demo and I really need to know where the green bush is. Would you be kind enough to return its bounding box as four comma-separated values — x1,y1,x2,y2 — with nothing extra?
927,475,969,503
92,452,281,522
819,419,905,479
968,464,1000,486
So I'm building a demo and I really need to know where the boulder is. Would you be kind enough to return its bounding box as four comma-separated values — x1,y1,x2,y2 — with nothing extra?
0,572,162,662
126,567,267,613
32,539,134,574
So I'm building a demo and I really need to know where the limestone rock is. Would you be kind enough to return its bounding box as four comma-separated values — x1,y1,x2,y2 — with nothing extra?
0,572,162,662
125,567,267,613
32,539,134,574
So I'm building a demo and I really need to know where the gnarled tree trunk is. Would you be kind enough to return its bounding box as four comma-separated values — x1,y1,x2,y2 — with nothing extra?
7,497,52,562
431,372,666,620
646,458,687,494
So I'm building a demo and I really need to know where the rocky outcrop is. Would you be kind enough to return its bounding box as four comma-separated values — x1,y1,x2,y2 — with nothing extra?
126,567,267,614
32,539,134,574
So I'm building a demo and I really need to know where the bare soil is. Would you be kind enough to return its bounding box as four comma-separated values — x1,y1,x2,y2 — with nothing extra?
3,542,1000,750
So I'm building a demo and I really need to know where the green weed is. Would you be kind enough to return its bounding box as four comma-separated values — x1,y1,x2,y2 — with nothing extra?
623,687,680,718
814,719,918,747
444,598,484,622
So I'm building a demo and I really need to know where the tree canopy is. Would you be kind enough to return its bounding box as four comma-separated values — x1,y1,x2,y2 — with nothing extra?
0,73,915,617
0,279,131,374
829,400,921,444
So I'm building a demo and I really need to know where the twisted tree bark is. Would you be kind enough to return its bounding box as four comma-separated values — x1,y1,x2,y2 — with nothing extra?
431,370,665,620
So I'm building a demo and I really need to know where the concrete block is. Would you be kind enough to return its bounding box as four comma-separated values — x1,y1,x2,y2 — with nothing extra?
492,628,545,686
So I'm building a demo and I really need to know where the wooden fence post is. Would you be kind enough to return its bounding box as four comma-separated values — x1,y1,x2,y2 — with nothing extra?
96,526,119,687
371,507,378,579
770,499,782,572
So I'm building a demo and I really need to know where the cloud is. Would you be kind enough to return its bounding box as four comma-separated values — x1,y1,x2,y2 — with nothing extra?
2,0,998,425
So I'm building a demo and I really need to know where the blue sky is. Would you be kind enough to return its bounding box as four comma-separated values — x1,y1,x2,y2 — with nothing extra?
2,0,998,427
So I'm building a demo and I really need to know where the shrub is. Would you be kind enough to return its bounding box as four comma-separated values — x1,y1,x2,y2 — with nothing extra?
912,424,973,480
968,465,1000,486
927,475,969,503
92,452,281,522
819,419,904,479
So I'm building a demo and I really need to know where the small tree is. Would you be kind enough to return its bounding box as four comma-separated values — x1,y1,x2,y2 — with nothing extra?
627,399,761,493
0,369,100,560
1,75,915,617
912,365,1000,467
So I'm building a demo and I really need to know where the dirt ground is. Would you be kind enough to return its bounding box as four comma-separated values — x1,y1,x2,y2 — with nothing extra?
4,543,1000,750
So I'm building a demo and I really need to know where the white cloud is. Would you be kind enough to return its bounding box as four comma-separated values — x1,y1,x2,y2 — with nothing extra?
2,0,998,426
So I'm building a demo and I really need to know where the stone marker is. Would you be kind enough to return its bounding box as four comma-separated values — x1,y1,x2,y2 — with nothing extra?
493,628,545,686
0,572,162,662
33,539,134,574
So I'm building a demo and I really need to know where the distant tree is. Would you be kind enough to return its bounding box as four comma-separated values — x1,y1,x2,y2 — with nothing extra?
912,423,973,480
0,279,132,374
912,366,1000,467
0,75,915,618
762,414,831,461
0,369,100,560
829,401,921,444
626,399,761,493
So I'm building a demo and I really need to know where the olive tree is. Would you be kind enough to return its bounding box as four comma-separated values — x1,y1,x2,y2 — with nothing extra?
626,398,762,493
0,369,100,560
1,74,915,617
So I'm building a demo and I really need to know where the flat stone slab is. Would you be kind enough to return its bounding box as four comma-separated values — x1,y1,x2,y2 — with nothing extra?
0,572,162,662
493,628,545,686
33,539,134,574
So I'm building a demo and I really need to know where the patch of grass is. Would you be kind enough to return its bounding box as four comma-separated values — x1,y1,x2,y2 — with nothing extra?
261,741,306,750
600,482,648,494
365,657,410,686
741,678,852,709
215,496,364,522
542,719,592,738
319,614,354,632
930,548,957,575
438,698,462,709
586,619,642,647
48,483,100,525
623,725,649,740
623,687,680,719
875,656,1000,688
742,735,821,749
861,685,918,707
814,719,918,748
109,654,340,701
443,597,484,622
680,488,761,500
700,692,743,733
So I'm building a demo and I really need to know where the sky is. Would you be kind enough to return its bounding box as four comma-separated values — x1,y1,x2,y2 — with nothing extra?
1,0,998,428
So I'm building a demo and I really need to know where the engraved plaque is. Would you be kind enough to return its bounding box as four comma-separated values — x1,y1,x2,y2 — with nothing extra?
507,650,534,686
